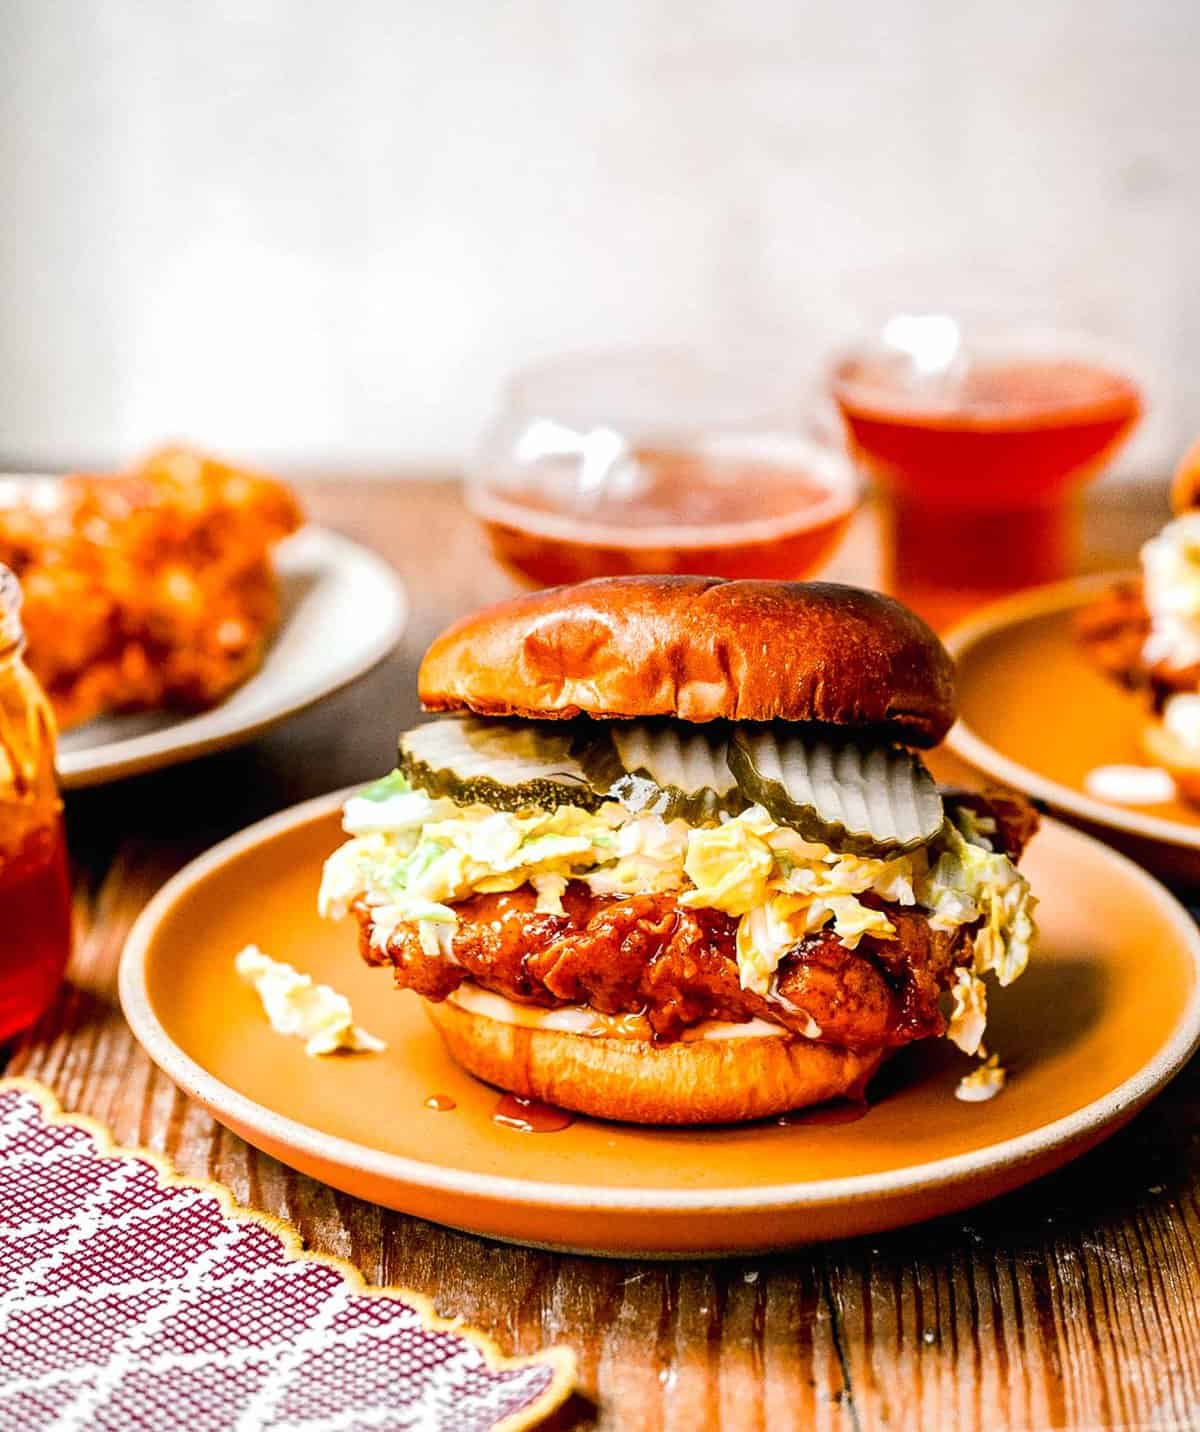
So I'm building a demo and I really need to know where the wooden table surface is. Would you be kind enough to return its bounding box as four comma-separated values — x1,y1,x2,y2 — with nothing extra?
9,478,1200,1432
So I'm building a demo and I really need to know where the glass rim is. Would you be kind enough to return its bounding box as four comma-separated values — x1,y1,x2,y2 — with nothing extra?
827,319,1147,427
830,316,1144,361
466,427,860,547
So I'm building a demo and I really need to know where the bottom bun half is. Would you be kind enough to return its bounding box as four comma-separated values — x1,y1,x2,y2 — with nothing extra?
424,1000,886,1125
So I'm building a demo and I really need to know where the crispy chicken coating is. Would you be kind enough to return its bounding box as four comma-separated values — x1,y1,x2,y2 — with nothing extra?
358,790,1037,1047
1075,579,1153,690
358,883,965,1047
1076,576,1200,704
0,447,301,728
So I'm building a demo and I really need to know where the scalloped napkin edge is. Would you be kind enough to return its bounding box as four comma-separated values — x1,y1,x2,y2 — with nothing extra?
0,1075,576,1432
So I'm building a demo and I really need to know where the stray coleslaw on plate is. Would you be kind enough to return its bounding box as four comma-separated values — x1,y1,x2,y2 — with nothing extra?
955,1052,1008,1103
235,944,386,1055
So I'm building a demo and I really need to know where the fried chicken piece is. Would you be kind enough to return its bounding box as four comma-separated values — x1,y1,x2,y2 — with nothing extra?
0,447,302,729
772,934,896,1048
1076,573,1200,701
1075,578,1153,689
357,790,1037,1046
944,786,1040,860
858,903,976,1043
360,884,965,1048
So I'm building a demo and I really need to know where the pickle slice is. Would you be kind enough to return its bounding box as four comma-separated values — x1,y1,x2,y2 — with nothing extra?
399,717,601,812
583,721,744,821
728,727,943,853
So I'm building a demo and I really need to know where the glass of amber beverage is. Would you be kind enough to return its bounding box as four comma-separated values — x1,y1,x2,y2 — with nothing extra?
467,348,857,585
0,567,71,1041
831,306,1142,628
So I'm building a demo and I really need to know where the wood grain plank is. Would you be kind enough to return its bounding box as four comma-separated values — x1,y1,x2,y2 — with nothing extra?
824,1051,1200,1431
6,476,1198,1429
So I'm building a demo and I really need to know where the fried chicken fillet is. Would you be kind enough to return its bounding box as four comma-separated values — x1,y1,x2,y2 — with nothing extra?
0,447,301,729
357,788,1037,1050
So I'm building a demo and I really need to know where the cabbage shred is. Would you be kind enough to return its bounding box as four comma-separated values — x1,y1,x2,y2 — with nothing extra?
320,771,1036,1054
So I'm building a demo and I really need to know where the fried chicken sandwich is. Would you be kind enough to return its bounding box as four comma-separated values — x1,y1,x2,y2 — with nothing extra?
1077,437,1200,799
321,576,1038,1124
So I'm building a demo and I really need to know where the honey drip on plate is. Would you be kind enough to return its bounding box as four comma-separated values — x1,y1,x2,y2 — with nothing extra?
424,1094,457,1112
492,1094,575,1133
776,1099,869,1127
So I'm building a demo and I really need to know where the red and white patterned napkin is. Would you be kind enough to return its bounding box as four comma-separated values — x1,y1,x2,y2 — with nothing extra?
0,1079,573,1432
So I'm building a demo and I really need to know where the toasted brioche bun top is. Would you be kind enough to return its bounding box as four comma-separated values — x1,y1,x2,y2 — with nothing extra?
418,575,956,746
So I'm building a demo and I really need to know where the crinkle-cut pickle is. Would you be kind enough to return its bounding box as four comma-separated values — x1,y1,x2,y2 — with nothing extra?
728,726,943,854
400,715,944,854
399,717,602,812
581,721,747,822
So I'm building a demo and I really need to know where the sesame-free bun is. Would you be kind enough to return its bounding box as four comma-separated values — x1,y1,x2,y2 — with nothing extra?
424,999,885,1125
418,576,955,746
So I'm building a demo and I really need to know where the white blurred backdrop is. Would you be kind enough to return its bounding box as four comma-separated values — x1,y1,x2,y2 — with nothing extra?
1,0,1197,473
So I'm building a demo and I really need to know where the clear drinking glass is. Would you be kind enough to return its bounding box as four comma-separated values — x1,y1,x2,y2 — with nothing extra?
467,347,858,586
830,294,1143,629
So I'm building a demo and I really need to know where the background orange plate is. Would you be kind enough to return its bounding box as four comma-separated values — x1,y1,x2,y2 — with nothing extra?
946,575,1200,885
120,791,1200,1257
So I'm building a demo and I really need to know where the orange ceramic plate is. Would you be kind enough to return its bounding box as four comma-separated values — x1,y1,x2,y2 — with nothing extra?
946,576,1200,883
119,791,1200,1257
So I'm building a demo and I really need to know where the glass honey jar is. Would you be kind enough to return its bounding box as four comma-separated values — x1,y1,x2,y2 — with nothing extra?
0,566,71,1040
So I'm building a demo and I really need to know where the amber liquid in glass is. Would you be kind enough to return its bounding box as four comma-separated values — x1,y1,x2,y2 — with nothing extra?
473,447,853,586
833,356,1141,627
